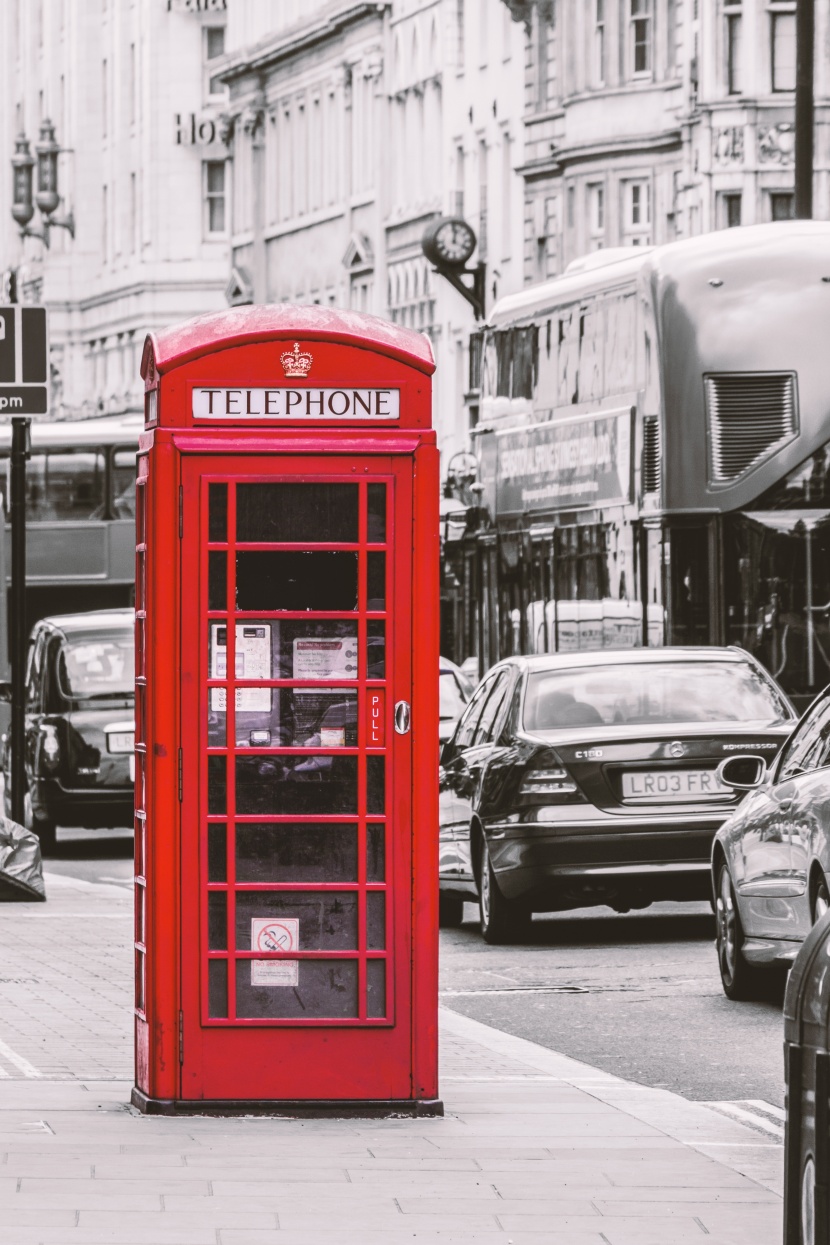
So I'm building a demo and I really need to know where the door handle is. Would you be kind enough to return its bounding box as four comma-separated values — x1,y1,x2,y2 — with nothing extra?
394,701,411,735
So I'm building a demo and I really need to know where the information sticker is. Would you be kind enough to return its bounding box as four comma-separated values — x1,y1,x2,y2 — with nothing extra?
293,638,357,680
251,917,299,988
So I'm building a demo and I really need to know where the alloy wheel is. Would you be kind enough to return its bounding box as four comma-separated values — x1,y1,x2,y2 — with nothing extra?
480,842,491,925
716,867,737,987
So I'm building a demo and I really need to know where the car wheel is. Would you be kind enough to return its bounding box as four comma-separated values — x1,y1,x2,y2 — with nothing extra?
24,791,56,856
811,872,830,924
479,838,532,945
715,863,775,1002
438,892,464,929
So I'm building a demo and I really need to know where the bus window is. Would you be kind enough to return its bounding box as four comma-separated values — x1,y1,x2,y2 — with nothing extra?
112,449,137,518
26,450,106,521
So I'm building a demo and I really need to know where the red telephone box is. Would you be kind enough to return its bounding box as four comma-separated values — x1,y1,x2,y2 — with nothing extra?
132,307,440,1114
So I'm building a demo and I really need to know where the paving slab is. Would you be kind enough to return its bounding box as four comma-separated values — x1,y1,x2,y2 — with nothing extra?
0,866,786,1244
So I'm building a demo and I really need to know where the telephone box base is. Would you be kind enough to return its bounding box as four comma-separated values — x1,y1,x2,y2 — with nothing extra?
131,1088,444,1118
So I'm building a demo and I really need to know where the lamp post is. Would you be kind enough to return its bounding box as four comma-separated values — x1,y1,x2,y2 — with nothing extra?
795,0,814,219
10,120,74,249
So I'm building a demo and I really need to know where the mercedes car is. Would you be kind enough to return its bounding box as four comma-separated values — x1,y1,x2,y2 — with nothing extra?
712,682,830,1001
439,647,795,943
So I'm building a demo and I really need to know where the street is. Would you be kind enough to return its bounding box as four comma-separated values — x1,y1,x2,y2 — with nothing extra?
0,833,787,1244
30,838,787,1117
440,903,786,1116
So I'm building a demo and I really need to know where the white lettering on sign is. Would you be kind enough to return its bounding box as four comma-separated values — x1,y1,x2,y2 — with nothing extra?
192,388,400,420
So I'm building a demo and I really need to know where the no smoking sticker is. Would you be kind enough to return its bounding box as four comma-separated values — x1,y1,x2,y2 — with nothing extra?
251,918,299,987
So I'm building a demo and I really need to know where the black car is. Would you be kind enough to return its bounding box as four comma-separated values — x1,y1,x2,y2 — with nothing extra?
439,647,795,942
2,609,135,851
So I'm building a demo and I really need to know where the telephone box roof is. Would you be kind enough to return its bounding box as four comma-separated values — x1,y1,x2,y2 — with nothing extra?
142,305,436,378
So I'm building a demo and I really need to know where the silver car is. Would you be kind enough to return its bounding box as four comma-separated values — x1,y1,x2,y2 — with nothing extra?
713,685,830,1000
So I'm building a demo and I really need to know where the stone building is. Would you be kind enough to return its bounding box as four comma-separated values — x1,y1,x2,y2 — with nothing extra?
502,0,830,277
220,0,527,468
0,0,231,420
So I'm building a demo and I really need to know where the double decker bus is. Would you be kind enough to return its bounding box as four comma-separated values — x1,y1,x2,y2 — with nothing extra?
446,222,830,709
0,412,141,629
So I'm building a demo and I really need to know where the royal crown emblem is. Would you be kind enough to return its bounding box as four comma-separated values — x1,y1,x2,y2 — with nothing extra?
280,342,313,378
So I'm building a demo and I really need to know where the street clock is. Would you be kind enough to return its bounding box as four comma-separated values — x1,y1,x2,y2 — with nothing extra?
422,217,477,270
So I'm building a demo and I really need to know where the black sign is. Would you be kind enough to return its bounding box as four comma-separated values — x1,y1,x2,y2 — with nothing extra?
0,306,48,416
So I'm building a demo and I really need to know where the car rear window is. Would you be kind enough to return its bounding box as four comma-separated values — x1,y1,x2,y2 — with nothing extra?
58,629,135,700
440,670,469,721
523,661,790,731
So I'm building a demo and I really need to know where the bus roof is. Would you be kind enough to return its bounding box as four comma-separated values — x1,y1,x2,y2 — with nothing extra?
0,413,143,451
488,221,830,328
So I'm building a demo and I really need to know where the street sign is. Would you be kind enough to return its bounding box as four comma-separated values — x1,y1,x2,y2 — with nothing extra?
0,306,48,415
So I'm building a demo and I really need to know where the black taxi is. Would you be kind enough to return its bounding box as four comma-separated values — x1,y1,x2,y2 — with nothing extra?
1,609,134,851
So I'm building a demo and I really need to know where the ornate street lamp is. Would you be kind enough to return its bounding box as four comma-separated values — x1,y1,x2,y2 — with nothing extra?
10,120,74,247
11,135,35,229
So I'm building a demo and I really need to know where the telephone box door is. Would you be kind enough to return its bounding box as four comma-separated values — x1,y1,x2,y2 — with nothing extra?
180,456,414,1101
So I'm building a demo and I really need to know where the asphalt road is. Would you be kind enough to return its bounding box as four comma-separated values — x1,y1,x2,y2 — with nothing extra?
439,899,787,1110
40,835,787,1111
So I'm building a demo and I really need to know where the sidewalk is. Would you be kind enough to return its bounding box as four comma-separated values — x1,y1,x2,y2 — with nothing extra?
0,870,784,1245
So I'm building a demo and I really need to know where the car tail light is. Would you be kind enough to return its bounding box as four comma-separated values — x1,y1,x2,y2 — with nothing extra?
519,764,583,802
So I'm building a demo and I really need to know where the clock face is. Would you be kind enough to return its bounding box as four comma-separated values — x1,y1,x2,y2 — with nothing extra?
434,218,476,266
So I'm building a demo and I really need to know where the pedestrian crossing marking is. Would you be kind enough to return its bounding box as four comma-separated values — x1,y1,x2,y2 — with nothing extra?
702,1099,784,1138
0,1037,41,1078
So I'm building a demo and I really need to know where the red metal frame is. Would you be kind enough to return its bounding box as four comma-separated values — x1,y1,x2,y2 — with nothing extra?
134,310,438,1111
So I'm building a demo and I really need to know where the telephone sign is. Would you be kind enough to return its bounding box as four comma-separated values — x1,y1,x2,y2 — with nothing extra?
0,306,48,414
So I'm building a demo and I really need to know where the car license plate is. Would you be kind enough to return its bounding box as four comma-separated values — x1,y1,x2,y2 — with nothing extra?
107,731,134,754
621,769,730,801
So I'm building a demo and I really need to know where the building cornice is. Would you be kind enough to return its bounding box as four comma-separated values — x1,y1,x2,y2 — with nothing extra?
518,128,682,179
218,2,390,85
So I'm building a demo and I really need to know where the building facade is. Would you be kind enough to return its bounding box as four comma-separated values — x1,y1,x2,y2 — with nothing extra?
503,0,830,278
220,0,527,469
0,0,232,421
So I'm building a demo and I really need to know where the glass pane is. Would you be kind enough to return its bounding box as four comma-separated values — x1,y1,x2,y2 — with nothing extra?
366,756,385,815
210,619,358,683
236,959,358,1019
209,483,228,541
236,551,358,611
236,823,358,882
208,756,226,814
367,552,385,610
112,450,136,519
367,891,385,950
207,823,226,882
208,551,227,610
225,687,358,750
367,621,385,679
236,756,358,815
136,886,145,945
367,823,384,882
236,891,358,950
366,959,386,1018
208,959,228,1018
135,950,145,1012
25,451,106,521
207,700,226,747
367,484,386,543
208,891,227,950
237,483,358,543
206,25,225,59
